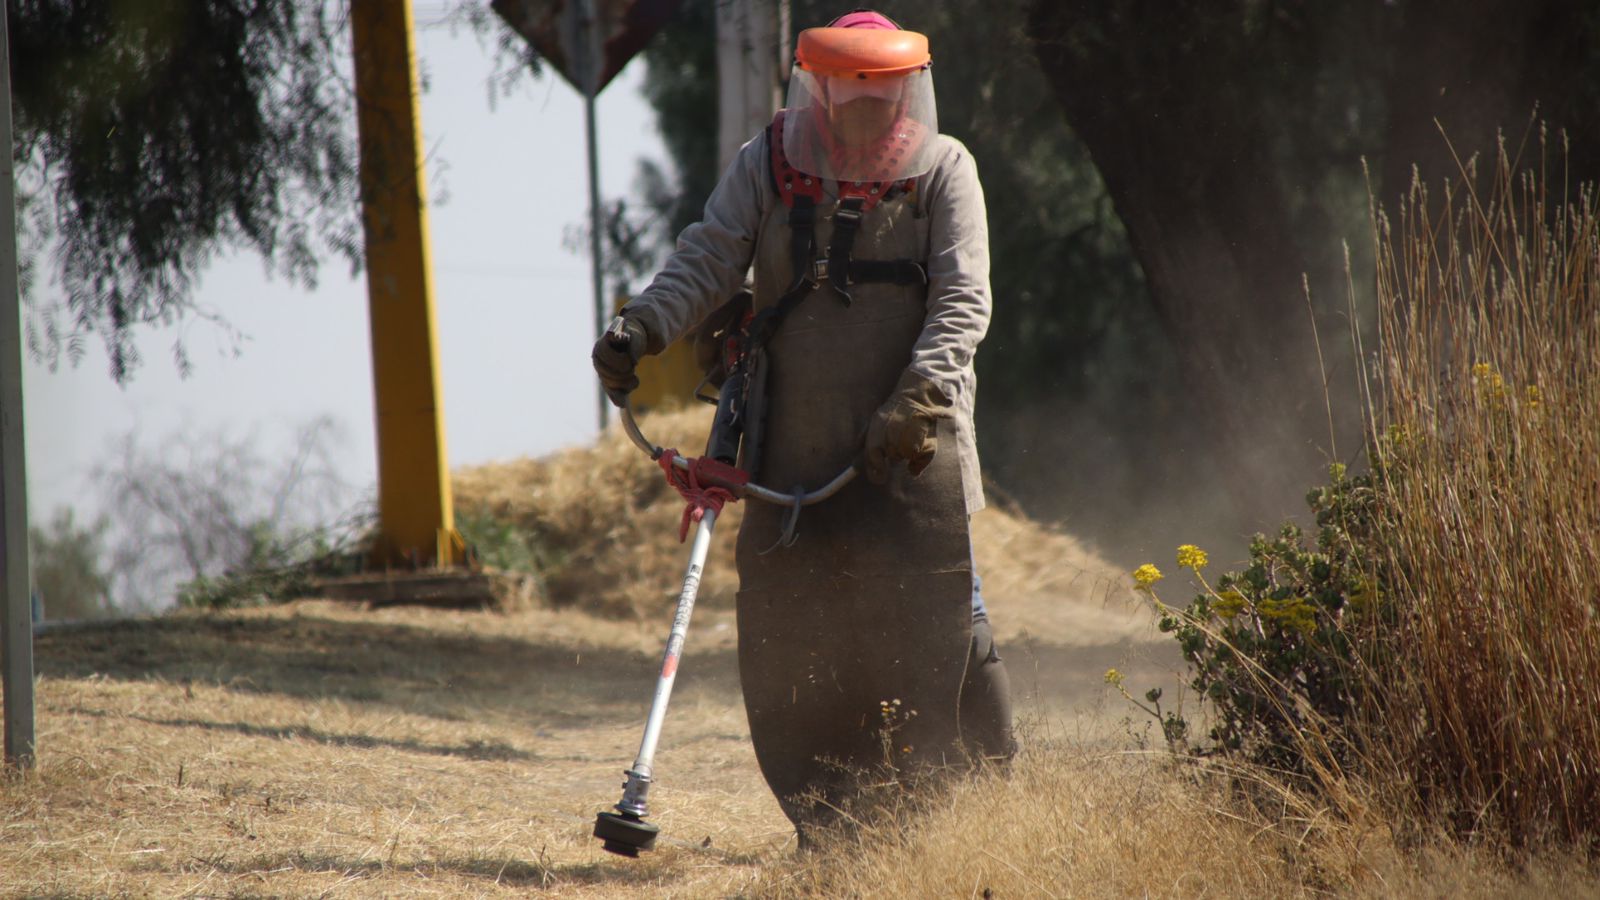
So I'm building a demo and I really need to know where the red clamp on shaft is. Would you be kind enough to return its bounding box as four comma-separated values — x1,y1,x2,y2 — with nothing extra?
658,450,751,542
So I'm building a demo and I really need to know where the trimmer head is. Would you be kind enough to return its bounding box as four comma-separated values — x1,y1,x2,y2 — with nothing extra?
593,810,659,857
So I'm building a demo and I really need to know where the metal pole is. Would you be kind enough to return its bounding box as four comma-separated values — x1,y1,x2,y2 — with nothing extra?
0,2,37,771
587,91,607,431
576,0,608,432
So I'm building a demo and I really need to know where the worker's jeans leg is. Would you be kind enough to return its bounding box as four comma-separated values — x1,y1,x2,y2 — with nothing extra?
961,566,1017,762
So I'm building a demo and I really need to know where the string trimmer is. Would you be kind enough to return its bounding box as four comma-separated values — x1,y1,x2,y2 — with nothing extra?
591,316,855,857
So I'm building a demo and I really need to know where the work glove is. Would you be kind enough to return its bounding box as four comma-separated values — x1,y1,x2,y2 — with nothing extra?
864,370,954,484
591,314,652,402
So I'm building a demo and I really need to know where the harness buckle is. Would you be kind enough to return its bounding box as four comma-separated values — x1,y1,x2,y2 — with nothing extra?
812,259,830,282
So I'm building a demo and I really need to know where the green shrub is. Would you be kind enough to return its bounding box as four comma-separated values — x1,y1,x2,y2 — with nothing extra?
454,508,550,575
1133,462,1389,775
177,521,361,610
1132,145,1600,851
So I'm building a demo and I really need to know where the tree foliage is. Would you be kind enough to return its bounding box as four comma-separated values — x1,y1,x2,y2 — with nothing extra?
606,0,1600,544
8,0,362,380
95,417,358,610
28,506,116,621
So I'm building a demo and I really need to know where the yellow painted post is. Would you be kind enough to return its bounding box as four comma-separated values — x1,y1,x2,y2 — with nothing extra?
617,291,704,412
351,0,463,568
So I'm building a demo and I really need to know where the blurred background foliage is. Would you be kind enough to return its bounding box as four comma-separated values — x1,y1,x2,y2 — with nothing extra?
601,0,1600,558
6,0,362,380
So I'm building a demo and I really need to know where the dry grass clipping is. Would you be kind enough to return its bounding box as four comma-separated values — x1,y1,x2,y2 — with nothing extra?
9,601,1594,897
453,405,1148,648
2,600,787,898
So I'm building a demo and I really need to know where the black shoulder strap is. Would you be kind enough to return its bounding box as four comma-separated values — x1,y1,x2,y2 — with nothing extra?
744,194,820,354
825,196,865,305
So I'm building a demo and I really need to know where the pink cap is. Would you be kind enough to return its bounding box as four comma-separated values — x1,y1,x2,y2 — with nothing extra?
827,9,901,30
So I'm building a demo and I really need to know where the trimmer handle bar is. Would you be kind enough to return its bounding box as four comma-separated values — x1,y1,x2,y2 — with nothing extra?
613,396,857,507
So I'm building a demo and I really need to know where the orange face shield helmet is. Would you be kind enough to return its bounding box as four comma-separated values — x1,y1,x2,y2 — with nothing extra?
782,16,938,184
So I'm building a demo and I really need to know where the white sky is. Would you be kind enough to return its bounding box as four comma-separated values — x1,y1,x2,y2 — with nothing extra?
22,22,668,524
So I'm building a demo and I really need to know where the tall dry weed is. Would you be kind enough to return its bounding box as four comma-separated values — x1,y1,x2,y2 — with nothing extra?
1362,132,1600,848
453,406,745,617
745,739,1316,899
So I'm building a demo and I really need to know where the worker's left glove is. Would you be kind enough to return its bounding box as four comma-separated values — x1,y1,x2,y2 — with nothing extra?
864,370,954,484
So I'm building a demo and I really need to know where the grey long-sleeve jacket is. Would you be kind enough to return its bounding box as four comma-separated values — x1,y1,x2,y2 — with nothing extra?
623,128,992,513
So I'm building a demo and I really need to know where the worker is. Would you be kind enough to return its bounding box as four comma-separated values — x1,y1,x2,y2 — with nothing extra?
592,8,1013,838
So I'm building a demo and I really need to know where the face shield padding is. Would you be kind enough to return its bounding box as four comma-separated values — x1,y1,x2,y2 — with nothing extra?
781,66,938,185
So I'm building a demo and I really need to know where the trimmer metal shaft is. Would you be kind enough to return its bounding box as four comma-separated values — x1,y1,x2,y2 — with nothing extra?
595,509,717,856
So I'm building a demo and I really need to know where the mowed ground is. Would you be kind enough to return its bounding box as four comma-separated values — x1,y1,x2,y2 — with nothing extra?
4,406,1176,896
1,559,1170,896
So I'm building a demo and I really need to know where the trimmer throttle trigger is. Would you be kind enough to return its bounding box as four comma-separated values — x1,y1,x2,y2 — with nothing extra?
604,315,631,350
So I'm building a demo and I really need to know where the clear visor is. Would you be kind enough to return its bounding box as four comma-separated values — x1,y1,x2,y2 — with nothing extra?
781,66,938,184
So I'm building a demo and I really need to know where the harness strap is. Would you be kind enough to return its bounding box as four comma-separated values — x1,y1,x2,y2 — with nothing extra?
752,110,927,346
825,196,866,305
844,259,928,286
785,196,818,300
770,111,826,208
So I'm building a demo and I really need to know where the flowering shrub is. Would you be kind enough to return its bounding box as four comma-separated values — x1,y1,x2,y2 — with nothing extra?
1135,463,1386,772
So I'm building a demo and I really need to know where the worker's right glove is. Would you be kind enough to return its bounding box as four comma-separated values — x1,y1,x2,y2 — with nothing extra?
592,314,652,402
864,370,954,484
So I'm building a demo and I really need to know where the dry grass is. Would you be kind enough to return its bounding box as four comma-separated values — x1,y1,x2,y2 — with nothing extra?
452,408,728,620
750,740,1315,899
4,598,1595,897
3,601,788,898
1360,136,1600,846
731,731,1600,898
453,405,1147,650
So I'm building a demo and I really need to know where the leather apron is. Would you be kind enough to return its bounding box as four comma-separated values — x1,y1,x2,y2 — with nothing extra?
734,176,973,829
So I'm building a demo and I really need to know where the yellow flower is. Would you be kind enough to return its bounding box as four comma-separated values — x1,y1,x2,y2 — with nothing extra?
1328,462,1347,482
1472,362,1506,399
1176,544,1208,571
1132,564,1163,590
1525,384,1542,408
1103,668,1124,687
1258,597,1317,635
1213,590,1247,619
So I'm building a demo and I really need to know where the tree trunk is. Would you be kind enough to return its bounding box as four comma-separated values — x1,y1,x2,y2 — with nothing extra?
1379,0,1600,209
1028,0,1337,528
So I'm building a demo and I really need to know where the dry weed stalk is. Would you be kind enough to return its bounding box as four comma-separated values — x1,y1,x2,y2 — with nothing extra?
1364,129,1600,848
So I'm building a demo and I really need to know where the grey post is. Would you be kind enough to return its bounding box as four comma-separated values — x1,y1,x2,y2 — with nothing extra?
578,0,607,431
0,1,37,770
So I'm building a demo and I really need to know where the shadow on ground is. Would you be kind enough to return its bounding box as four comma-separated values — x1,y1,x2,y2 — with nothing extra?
162,845,765,892
34,606,1178,736
34,612,742,727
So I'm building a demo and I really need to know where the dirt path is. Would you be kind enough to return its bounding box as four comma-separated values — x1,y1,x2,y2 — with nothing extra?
2,597,1172,897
